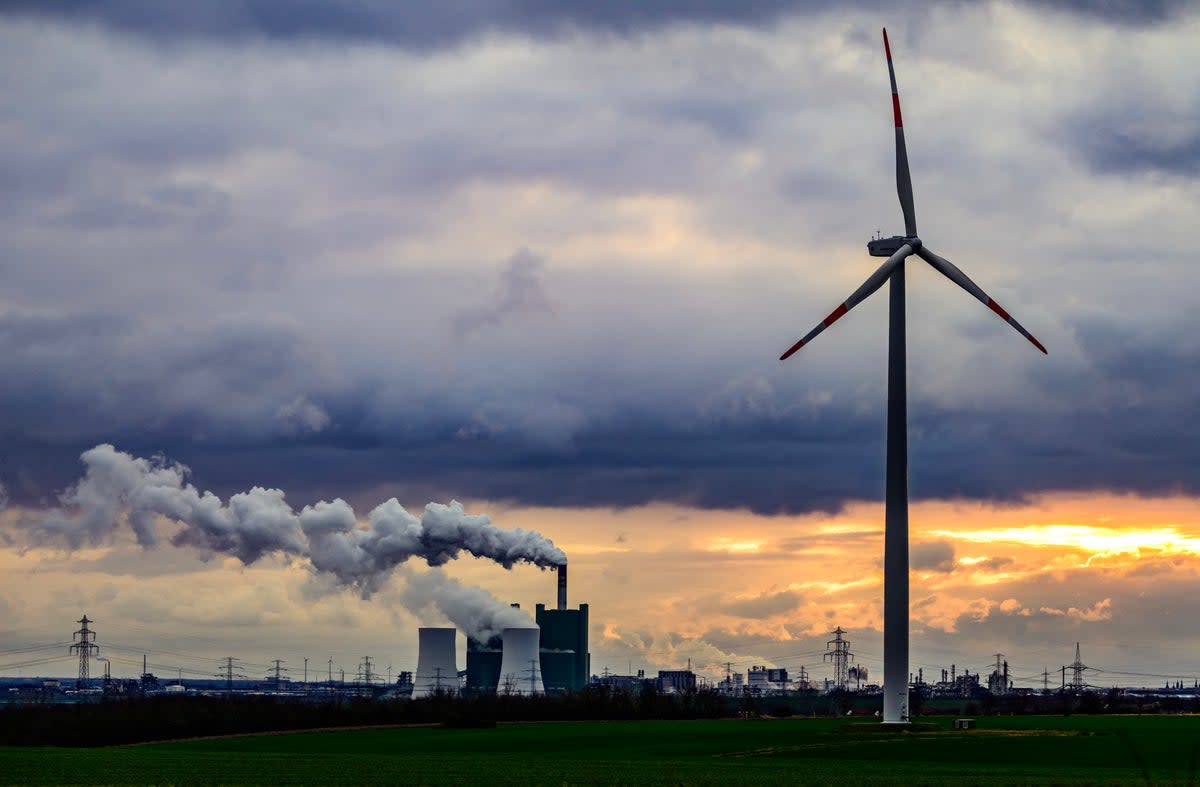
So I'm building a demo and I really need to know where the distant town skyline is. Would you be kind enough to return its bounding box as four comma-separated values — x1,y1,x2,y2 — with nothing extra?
1,2,1198,685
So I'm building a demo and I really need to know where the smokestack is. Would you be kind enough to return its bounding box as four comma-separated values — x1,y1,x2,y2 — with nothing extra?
556,563,567,611
498,627,543,696
414,627,458,698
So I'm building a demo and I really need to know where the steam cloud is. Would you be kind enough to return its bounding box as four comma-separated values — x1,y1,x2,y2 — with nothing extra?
397,568,535,641
35,444,567,593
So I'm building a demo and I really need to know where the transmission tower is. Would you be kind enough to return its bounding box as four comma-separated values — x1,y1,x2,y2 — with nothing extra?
357,656,376,686
268,659,288,692
68,615,100,689
824,627,853,690
526,659,542,695
988,653,1008,695
217,657,246,693
1068,642,1087,691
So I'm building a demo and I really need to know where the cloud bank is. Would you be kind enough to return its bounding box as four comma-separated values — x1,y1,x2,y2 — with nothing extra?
0,5,1196,516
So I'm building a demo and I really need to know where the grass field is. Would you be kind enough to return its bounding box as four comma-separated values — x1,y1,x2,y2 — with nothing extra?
3,715,1199,785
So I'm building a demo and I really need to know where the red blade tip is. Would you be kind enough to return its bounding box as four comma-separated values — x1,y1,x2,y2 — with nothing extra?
780,340,805,361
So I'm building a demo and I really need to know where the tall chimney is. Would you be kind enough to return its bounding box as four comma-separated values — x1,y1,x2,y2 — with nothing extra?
556,563,568,611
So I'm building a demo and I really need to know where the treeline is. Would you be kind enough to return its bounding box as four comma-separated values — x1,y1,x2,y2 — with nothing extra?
0,687,734,747
941,689,1200,718
5,687,1198,747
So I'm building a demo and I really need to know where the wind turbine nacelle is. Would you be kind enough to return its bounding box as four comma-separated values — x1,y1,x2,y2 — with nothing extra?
868,235,910,257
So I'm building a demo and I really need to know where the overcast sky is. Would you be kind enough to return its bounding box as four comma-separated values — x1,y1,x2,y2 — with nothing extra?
2,1,1198,688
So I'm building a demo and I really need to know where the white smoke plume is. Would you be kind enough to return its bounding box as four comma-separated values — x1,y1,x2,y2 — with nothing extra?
397,568,535,641
34,444,567,592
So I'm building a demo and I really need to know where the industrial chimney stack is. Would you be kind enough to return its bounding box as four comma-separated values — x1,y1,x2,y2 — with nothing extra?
556,564,568,611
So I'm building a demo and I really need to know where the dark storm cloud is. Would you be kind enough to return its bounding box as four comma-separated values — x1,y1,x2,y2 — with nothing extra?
1,0,803,48
0,309,337,453
3,300,1197,517
1075,127,1200,178
1026,0,1192,23
0,5,1195,519
6,0,1188,50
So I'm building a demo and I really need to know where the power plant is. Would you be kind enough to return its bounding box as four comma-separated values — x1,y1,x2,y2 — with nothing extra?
464,565,590,696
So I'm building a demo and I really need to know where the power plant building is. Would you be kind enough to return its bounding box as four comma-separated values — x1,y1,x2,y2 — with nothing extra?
449,568,589,696
535,602,589,694
466,635,503,693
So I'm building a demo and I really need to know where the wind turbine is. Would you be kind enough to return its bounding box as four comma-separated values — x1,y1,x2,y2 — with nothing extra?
779,29,1046,724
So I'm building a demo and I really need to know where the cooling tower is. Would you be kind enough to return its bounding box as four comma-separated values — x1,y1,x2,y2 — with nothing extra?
414,627,458,697
556,563,568,611
498,627,544,695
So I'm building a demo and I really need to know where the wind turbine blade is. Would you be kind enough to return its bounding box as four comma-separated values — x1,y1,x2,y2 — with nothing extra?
883,28,917,238
916,246,1048,354
780,244,913,360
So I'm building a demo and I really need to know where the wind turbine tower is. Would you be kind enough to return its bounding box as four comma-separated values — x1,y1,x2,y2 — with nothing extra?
779,29,1047,724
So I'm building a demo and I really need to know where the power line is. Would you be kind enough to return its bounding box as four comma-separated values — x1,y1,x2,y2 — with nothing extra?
0,642,74,657
0,654,77,672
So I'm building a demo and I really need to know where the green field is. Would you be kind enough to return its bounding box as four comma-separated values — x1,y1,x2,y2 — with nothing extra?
3,715,1199,785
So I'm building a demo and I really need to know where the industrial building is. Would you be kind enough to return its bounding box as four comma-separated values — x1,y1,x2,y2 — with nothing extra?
465,634,503,694
658,670,697,694
463,564,591,695
535,601,589,694
747,666,789,695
